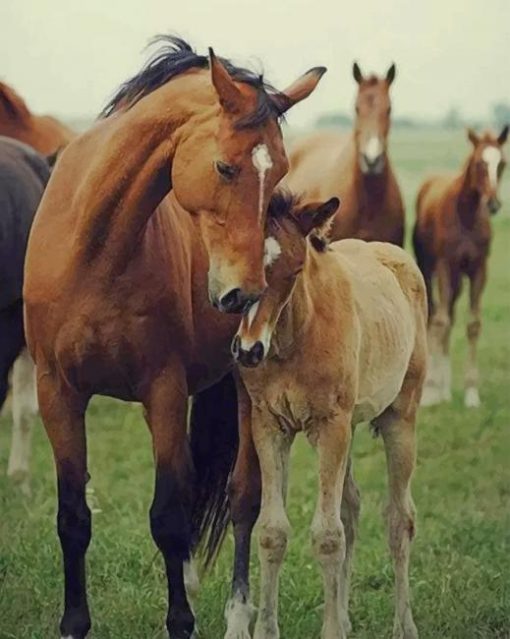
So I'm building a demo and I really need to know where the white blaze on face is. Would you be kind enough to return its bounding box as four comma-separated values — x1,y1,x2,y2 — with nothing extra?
364,136,383,162
264,236,281,268
482,146,502,188
252,144,273,219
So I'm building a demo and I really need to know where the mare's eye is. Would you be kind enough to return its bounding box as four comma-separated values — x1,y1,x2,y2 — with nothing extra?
215,161,239,181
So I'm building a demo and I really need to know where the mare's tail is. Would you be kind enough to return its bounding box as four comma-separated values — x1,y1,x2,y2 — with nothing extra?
189,371,238,569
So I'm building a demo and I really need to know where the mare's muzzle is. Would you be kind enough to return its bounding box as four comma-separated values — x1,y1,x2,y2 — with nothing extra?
231,335,265,368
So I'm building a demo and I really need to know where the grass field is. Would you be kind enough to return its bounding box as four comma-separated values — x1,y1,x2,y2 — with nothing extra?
1,129,509,639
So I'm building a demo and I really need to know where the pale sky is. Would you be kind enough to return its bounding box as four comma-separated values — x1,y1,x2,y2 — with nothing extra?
2,0,509,128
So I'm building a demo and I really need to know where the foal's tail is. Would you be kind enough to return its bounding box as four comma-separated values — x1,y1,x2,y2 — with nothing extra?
189,371,238,569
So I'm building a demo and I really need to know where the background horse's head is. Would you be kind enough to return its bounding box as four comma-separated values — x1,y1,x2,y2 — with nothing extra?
232,192,339,366
352,62,396,175
465,126,508,214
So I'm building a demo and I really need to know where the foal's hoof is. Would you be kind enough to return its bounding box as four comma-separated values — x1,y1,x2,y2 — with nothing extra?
464,388,481,408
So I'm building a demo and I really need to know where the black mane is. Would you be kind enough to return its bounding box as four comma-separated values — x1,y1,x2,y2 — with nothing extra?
101,36,285,128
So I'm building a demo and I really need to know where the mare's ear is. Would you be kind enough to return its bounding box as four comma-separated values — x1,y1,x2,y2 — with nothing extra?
209,48,244,114
295,197,340,236
352,62,364,84
0,82,30,121
498,124,509,146
386,63,396,86
467,127,480,146
273,67,327,114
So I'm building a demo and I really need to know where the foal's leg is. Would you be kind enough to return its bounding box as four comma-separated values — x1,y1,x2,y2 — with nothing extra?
144,372,195,639
38,374,91,639
375,390,419,639
252,411,292,639
7,349,38,494
339,455,360,635
225,378,260,639
464,263,486,408
312,413,351,639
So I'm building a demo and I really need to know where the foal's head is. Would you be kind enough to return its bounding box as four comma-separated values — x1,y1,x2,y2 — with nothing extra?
232,192,339,367
466,126,508,214
352,62,396,176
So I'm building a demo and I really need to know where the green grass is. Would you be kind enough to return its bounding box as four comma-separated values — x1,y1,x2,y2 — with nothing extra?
1,130,509,638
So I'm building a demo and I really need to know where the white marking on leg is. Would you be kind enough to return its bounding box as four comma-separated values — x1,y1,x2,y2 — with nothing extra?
263,236,281,268
482,146,502,188
224,592,255,639
464,387,481,408
252,144,273,220
364,136,383,162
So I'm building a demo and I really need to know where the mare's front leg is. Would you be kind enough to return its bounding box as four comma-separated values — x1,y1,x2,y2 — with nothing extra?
464,262,486,407
225,376,260,639
312,412,352,639
252,407,292,639
37,373,91,639
144,371,195,639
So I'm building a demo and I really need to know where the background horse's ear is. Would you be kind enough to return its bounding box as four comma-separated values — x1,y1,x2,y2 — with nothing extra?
208,48,243,114
352,62,364,84
498,125,509,146
467,128,480,146
386,63,397,86
273,67,327,114
296,197,340,236
0,82,30,121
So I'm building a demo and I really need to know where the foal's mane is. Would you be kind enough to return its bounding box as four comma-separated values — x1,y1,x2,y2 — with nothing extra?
101,36,285,129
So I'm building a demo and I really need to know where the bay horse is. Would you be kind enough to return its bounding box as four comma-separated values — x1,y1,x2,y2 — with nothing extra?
0,137,51,493
414,126,508,408
23,37,325,639
226,192,427,639
0,81,75,154
286,62,405,245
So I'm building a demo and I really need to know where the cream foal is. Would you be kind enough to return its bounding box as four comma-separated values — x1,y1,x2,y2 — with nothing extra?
228,192,427,639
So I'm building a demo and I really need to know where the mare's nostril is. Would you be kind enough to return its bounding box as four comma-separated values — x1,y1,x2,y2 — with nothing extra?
219,288,242,313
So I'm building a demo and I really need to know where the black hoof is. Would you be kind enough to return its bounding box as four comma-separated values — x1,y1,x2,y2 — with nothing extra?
167,609,195,639
60,608,91,639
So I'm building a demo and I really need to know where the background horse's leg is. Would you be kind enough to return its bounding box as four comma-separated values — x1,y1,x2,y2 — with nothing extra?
339,454,360,635
312,412,351,639
38,374,91,639
7,349,38,494
252,410,292,639
464,262,486,407
225,377,260,639
144,372,195,639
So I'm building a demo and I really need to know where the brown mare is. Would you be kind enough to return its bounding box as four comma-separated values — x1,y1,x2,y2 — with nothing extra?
286,63,405,245
226,192,427,639
0,81,74,154
23,37,325,639
414,126,508,408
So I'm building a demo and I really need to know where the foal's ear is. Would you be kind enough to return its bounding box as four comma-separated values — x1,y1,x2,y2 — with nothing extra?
467,128,480,146
498,124,509,146
0,82,30,121
386,63,397,86
209,48,243,114
296,197,340,236
352,62,364,84
273,67,327,114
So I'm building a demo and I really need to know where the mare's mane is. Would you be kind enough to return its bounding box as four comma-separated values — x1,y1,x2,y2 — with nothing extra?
101,36,286,129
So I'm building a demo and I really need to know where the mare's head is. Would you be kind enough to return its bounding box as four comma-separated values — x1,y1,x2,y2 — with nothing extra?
232,192,339,367
103,37,326,313
466,126,508,214
352,62,396,175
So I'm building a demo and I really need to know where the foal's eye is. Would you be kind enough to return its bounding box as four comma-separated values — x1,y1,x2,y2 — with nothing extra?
215,161,239,181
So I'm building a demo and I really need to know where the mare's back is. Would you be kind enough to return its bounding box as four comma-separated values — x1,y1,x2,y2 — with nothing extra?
0,137,50,307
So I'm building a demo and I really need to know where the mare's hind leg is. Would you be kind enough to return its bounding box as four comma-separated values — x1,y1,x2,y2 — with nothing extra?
339,455,361,635
312,412,351,639
7,349,38,494
373,373,423,639
464,263,486,408
225,378,260,639
38,373,91,639
252,408,293,639
144,371,195,639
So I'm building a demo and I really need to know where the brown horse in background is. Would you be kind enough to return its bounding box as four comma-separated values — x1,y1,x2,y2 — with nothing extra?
23,37,325,639
286,62,405,245
0,82,75,154
414,126,508,408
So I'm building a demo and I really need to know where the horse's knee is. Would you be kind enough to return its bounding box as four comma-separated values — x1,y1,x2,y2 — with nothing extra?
259,520,289,562
312,523,346,562
467,318,481,340
387,502,416,556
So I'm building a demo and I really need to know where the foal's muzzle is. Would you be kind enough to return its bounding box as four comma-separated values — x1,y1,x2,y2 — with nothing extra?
231,335,265,368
